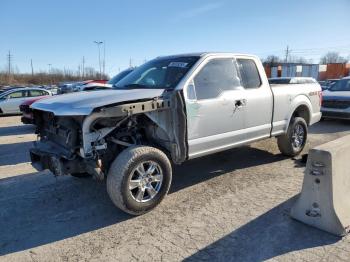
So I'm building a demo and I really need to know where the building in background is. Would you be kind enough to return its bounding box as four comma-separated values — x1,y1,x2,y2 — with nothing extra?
264,63,350,80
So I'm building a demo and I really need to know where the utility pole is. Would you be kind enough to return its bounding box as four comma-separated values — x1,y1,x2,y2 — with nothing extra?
30,59,34,76
94,41,103,79
284,45,290,63
48,64,52,85
78,65,81,79
82,56,85,80
103,40,106,78
129,58,132,68
7,50,12,82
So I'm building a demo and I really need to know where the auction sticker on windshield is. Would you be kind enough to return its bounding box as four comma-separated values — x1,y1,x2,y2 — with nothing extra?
168,62,188,68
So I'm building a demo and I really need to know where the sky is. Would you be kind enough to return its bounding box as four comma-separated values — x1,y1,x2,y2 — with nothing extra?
1,0,350,76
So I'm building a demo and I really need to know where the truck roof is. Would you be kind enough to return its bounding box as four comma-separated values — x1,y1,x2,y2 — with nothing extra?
158,52,259,60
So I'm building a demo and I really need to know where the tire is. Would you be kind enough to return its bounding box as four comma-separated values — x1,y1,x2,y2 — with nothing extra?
277,117,308,157
107,146,172,215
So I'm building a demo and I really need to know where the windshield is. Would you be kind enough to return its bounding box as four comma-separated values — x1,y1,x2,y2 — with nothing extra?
108,69,133,85
329,79,350,92
114,56,199,89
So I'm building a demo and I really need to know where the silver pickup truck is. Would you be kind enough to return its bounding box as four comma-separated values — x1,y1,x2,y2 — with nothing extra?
30,53,322,215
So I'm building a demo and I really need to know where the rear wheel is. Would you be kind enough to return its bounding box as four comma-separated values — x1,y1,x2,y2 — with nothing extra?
107,146,172,215
277,117,308,157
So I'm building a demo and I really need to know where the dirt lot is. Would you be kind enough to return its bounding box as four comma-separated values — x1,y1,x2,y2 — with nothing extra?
1,116,350,261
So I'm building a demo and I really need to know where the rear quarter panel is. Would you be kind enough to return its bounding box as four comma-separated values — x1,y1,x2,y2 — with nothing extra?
271,83,321,135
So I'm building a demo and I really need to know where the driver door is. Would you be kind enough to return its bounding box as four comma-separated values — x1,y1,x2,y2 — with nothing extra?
185,57,247,158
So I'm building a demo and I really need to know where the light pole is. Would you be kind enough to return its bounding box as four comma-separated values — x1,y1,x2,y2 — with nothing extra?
48,64,52,85
94,41,103,79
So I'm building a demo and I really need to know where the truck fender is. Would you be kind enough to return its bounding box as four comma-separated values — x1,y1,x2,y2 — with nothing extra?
287,95,312,128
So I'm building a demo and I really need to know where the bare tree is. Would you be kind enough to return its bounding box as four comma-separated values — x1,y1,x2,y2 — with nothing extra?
0,67,108,86
320,52,348,64
263,55,281,65
288,56,311,64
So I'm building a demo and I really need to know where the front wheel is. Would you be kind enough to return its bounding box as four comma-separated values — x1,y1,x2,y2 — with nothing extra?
107,146,172,215
277,117,308,157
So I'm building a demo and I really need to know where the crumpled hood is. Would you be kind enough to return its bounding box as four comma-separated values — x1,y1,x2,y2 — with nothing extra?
31,89,165,116
323,90,350,100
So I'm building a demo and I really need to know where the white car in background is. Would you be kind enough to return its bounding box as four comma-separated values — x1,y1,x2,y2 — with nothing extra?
0,87,52,115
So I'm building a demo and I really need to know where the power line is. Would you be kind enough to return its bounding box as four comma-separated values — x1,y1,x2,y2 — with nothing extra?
258,44,350,57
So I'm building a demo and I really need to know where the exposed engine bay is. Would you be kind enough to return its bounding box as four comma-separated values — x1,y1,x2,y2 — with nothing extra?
30,92,187,179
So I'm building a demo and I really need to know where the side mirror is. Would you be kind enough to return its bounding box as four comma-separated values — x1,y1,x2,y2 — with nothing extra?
186,81,197,100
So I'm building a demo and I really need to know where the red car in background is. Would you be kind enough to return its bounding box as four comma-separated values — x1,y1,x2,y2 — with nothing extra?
19,96,50,124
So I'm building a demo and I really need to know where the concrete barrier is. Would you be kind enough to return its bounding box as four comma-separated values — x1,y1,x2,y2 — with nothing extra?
291,135,350,236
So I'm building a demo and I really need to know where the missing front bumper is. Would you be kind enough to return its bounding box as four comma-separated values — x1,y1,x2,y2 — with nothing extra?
30,141,104,179
30,148,67,176
30,141,75,176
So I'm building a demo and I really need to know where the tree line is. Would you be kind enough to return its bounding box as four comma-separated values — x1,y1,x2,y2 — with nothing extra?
0,67,109,86
263,52,349,65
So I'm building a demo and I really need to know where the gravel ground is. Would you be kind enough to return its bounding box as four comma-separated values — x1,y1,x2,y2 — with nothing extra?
0,116,350,262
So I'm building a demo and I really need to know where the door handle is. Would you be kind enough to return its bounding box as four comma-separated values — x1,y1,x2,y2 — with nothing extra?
234,99,247,108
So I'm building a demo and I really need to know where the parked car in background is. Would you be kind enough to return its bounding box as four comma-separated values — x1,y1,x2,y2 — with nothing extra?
321,77,350,119
73,80,108,92
58,80,108,94
77,68,134,91
0,88,52,115
321,79,340,91
57,82,75,94
30,52,322,215
318,81,329,90
107,68,134,87
43,85,59,95
20,95,50,124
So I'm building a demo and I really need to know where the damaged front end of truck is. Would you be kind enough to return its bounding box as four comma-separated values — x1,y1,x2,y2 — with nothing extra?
30,90,188,180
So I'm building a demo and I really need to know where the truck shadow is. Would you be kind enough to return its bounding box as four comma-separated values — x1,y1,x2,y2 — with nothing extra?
0,146,287,256
0,172,131,256
309,119,350,135
0,141,34,166
184,195,340,262
0,124,35,136
171,145,286,193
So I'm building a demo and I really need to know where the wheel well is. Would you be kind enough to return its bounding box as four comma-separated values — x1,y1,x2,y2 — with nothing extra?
292,105,310,125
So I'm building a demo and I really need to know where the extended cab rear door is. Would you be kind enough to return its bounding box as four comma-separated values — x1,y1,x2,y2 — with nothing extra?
235,56,273,142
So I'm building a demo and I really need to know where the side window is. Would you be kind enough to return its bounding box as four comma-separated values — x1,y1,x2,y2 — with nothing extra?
193,58,241,100
29,90,44,97
8,91,25,98
237,59,262,89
